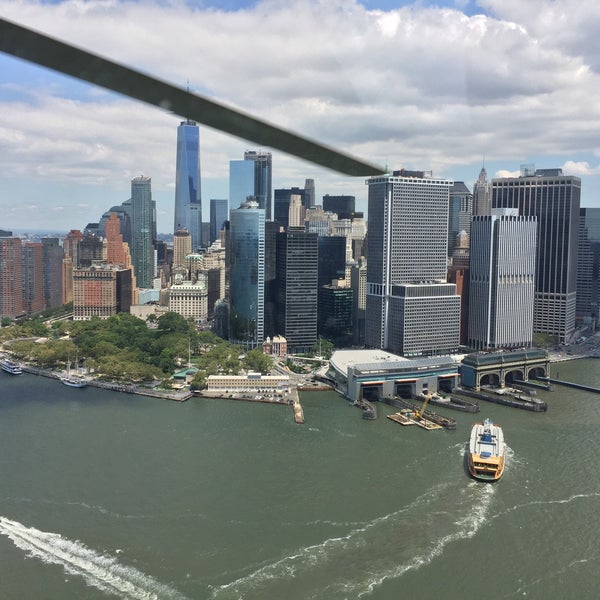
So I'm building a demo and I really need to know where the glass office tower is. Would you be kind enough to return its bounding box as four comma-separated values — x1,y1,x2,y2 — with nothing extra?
174,119,202,250
131,175,155,289
209,198,228,245
228,199,265,344
230,151,273,220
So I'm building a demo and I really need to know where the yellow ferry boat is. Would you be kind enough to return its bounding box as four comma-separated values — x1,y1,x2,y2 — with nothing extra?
467,418,506,481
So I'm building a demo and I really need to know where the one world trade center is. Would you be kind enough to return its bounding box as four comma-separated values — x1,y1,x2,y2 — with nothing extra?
174,119,202,249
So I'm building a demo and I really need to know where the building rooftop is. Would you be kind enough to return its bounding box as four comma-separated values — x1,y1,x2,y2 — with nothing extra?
330,349,465,378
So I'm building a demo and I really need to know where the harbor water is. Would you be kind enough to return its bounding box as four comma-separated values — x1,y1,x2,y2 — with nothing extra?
1,358,600,599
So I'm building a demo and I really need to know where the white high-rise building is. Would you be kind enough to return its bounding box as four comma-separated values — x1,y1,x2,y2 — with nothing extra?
365,170,460,357
468,209,537,350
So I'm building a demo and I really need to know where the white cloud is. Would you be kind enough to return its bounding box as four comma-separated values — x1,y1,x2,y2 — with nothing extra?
561,161,600,176
494,169,520,179
1,0,600,231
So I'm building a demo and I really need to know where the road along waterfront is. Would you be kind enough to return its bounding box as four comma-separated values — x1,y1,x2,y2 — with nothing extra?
0,358,599,599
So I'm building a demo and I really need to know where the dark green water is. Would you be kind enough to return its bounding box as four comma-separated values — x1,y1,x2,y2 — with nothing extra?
1,359,600,599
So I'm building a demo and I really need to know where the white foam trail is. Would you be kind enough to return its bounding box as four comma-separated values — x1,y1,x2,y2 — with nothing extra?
0,516,186,599
211,482,477,599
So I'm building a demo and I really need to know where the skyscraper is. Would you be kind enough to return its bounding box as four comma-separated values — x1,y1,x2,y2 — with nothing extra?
304,178,315,210
228,199,265,344
274,187,306,229
229,151,273,220
209,198,228,245
447,181,473,257
245,151,272,220
473,165,491,216
288,194,305,228
131,175,155,289
104,213,130,268
468,209,537,350
41,237,64,310
577,207,600,323
0,233,23,318
174,119,202,249
62,229,83,305
22,242,44,314
322,195,356,220
173,227,192,273
73,262,132,320
365,170,460,356
492,167,581,343
276,229,318,353
229,159,255,208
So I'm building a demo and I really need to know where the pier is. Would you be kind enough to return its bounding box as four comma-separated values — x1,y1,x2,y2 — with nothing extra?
538,377,600,394
455,387,547,412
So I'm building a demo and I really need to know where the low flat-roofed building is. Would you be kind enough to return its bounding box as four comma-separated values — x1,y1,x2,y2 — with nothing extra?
206,372,290,394
329,349,460,402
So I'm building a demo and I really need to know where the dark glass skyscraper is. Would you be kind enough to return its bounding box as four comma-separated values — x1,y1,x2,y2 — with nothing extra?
228,199,265,344
131,175,155,289
492,168,581,343
245,151,272,220
229,151,272,221
276,229,318,353
274,187,306,229
174,119,202,249
447,182,473,257
209,198,228,245
322,195,356,220
577,207,600,323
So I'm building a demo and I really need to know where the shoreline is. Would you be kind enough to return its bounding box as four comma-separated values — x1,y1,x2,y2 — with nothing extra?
11,349,596,405
20,364,193,402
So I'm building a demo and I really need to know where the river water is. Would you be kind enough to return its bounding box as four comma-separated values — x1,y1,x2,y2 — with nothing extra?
1,358,599,599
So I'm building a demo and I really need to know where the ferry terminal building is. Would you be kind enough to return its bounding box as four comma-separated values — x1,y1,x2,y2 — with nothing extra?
327,348,549,402
328,350,461,403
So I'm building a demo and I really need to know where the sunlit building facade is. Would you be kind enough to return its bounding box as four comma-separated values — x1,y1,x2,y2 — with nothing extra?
492,168,581,343
365,170,460,356
468,210,537,350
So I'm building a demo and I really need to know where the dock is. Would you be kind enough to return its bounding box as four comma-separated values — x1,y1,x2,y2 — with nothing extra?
537,377,600,394
455,387,547,412
383,398,456,430
293,400,304,424
387,411,442,430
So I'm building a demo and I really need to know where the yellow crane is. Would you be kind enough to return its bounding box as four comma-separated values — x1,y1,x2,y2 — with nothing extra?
414,391,435,419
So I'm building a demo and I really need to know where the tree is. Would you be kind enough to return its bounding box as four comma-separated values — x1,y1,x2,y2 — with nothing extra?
157,312,192,334
244,348,272,374
312,337,334,359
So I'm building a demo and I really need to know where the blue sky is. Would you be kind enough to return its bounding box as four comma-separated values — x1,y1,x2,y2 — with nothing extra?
1,0,600,233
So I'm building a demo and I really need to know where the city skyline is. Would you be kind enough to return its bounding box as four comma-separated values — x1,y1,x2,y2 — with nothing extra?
1,0,600,233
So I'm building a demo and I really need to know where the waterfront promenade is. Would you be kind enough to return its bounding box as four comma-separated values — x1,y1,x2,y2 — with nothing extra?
21,364,193,401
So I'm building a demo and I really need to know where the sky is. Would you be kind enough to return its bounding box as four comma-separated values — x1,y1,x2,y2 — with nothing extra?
1,0,600,234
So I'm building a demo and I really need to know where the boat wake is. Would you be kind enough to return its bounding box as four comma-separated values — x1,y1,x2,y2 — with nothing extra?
210,481,496,600
0,516,186,599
